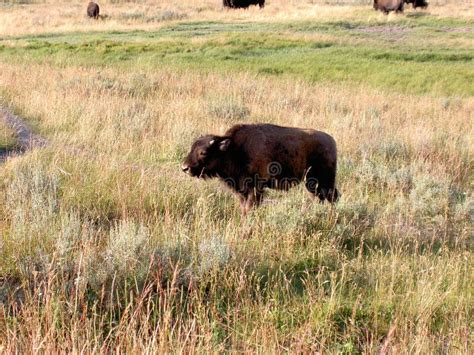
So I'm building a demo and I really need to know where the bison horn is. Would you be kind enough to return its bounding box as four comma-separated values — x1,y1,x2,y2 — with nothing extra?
219,138,231,151
209,139,215,145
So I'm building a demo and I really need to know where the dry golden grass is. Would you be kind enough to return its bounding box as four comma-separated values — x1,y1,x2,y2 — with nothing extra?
0,1,473,352
1,62,472,168
0,59,472,351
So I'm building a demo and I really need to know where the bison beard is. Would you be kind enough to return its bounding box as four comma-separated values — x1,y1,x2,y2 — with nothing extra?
223,0,265,9
87,2,100,19
182,124,339,215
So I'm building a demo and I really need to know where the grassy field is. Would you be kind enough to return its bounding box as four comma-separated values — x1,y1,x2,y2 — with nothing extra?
0,0,473,353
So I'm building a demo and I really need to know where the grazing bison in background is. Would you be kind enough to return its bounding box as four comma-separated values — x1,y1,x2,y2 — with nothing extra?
405,0,428,9
87,2,100,19
182,124,339,214
223,0,265,9
373,0,404,13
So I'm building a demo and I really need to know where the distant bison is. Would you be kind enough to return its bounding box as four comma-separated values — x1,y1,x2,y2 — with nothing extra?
182,124,339,214
405,0,428,9
87,2,100,19
223,0,265,9
373,0,404,13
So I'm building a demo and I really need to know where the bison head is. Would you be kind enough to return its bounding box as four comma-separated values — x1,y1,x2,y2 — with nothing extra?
182,135,231,178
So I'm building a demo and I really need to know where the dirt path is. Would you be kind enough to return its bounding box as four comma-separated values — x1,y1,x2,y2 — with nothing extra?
0,107,47,163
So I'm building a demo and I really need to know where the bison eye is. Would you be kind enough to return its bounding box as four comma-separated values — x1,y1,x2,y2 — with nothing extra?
199,150,207,158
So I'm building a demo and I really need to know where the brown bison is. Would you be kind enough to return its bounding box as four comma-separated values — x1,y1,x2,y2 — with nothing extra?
182,124,339,214
373,0,404,13
223,0,265,9
405,0,428,9
87,2,100,19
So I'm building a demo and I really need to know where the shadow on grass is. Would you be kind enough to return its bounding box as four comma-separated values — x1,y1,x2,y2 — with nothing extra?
0,145,23,163
406,12,430,19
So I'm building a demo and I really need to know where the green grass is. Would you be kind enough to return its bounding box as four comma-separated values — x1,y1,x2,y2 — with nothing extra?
1,18,473,96
0,120,18,152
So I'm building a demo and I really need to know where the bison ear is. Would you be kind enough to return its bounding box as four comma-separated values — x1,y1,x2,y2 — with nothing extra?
219,138,231,151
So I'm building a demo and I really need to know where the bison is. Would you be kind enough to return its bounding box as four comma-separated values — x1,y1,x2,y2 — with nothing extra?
87,2,100,19
223,0,265,9
182,124,339,214
373,0,404,14
404,0,428,9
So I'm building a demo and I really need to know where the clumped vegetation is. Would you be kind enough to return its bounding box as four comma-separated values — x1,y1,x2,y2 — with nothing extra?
0,120,18,152
0,0,473,353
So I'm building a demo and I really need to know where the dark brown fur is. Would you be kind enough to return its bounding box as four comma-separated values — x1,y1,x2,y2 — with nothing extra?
223,0,265,9
404,0,428,9
87,2,100,19
373,0,404,14
182,124,339,214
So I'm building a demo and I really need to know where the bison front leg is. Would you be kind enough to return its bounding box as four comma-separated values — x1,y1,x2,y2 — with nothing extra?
305,168,339,204
238,194,247,214
239,190,263,215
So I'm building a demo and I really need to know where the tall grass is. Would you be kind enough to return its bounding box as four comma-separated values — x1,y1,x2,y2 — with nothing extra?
0,1,473,352
0,60,472,351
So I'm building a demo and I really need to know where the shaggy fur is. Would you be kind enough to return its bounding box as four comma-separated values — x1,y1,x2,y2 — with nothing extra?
87,2,100,19
373,0,404,14
182,124,339,214
223,0,265,9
